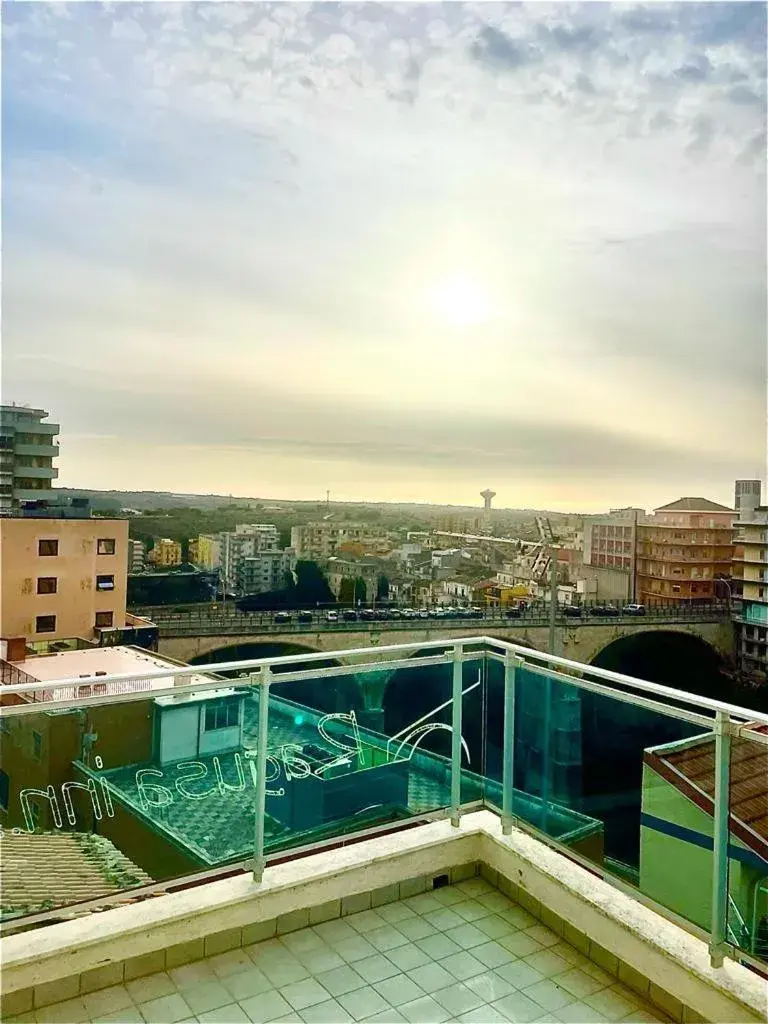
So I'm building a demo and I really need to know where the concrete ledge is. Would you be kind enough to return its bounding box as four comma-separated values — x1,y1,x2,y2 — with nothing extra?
0,816,481,994
477,811,767,1024
1,811,765,1024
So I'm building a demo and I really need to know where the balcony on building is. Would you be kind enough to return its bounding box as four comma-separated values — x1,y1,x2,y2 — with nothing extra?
13,441,60,457
0,637,766,1024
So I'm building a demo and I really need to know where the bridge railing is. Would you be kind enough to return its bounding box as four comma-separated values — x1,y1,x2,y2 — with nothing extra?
138,603,734,638
1,636,765,970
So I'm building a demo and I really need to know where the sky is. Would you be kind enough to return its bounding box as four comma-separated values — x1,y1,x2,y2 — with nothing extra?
2,1,766,513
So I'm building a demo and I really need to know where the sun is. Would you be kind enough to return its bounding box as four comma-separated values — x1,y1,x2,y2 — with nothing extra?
428,274,491,328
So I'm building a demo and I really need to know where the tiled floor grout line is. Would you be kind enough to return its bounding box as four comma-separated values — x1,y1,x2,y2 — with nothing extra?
16,879,670,1024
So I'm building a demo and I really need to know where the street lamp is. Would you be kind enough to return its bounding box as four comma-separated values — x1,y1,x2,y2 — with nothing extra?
714,575,732,612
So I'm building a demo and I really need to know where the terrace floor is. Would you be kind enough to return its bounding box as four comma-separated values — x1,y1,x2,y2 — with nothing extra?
13,877,670,1024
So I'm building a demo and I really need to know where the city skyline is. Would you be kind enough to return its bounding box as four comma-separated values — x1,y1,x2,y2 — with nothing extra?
3,2,766,511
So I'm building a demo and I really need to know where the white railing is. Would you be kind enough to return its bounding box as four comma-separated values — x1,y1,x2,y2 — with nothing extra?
1,635,767,970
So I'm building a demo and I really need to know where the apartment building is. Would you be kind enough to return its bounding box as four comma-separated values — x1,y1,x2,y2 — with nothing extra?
0,405,60,515
0,516,129,642
733,504,768,680
735,479,762,520
325,557,380,602
219,524,280,590
127,538,146,573
194,534,221,571
635,497,734,605
235,549,296,597
148,538,182,567
582,508,644,572
291,522,392,562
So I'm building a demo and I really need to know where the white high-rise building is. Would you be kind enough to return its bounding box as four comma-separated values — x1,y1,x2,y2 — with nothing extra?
219,524,280,591
0,405,60,514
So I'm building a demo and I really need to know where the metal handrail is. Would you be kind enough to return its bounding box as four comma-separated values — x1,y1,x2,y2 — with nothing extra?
2,634,767,729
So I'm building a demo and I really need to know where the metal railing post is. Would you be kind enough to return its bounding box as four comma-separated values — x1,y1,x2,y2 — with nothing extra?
502,653,517,834
252,666,271,883
450,643,464,827
710,709,731,967
540,671,552,834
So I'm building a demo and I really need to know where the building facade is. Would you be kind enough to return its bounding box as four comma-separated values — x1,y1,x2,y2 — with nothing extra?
127,538,146,573
195,534,221,571
149,538,182,567
325,558,379,602
0,517,129,642
235,550,296,597
635,498,734,605
219,524,280,591
735,480,762,520
732,505,768,681
0,405,60,515
582,508,644,575
291,522,392,562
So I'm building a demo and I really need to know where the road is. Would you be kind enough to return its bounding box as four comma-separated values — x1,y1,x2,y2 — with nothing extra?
132,603,732,637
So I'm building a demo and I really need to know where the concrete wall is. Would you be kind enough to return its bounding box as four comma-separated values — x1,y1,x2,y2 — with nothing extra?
0,518,129,642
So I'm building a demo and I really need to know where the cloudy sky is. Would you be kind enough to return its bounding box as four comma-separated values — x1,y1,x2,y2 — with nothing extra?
3,2,766,512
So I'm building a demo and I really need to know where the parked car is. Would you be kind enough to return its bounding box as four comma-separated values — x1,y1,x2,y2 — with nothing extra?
418,608,430,618
297,610,313,623
590,605,619,617
622,604,646,615
274,611,292,624
360,608,376,620
505,607,522,618
563,605,582,618
389,608,403,618
325,610,339,623
342,609,358,621
402,608,417,619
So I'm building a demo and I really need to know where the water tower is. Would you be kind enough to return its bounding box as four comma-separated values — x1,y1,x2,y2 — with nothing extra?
480,489,496,512
480,489,496,535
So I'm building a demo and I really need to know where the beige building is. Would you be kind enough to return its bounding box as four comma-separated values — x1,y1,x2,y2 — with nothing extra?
149,538,182,566
636,497,734,605
0,517,129,642
291,522,393,561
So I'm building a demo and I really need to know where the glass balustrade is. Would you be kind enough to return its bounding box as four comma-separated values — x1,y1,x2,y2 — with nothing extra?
1,637,766,973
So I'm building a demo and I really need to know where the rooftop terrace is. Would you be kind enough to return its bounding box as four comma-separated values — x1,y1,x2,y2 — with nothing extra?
1,637,766,1022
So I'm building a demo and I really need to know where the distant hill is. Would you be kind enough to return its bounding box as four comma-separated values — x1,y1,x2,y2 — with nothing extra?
52,487,586,522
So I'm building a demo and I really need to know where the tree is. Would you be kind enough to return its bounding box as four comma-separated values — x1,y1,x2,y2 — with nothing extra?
376,574,389,601
294,561,335,605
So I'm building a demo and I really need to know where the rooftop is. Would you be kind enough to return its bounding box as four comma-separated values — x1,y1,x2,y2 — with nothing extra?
7,645,214,702
654,497,735,514
646,727,768,862
0,831,152,920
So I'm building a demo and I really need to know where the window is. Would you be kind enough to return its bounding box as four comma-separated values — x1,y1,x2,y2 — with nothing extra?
0,769,9,811
32,731,42,760
35,615,56,633
38,539,58,556
96,574,115,591
95,611,114,628
204,700,240,732
97,538,116,555
36,577,57,595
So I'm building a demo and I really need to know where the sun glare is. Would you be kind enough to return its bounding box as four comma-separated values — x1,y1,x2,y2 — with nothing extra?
429,274,491,328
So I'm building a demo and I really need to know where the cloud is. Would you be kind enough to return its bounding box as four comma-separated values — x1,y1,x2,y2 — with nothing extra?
2,1,765,508
469,25,537,70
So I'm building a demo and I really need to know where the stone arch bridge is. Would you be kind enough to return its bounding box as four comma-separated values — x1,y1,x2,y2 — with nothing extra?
158,619,733,729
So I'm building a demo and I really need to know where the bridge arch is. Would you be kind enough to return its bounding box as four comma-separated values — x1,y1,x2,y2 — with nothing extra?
188,641,363,715
588,628,725,697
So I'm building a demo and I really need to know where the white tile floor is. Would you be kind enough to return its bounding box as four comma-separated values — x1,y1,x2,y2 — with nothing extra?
16,878,670,1024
